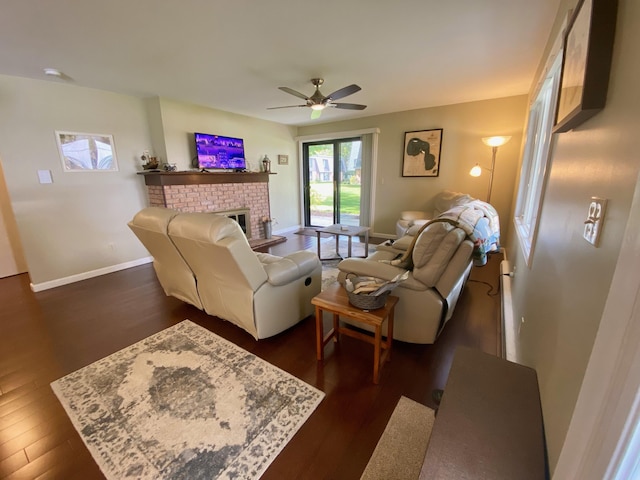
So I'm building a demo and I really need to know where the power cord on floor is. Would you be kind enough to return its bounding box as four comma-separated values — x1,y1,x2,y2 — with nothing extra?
468,279,500,297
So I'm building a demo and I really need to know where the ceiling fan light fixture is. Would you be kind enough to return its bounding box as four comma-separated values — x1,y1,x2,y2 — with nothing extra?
310,104,326,111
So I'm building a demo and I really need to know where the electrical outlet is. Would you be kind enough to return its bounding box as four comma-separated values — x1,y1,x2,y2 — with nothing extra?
583,197,607,246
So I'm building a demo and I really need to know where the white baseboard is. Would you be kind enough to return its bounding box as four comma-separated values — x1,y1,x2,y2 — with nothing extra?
500,259,517,362
273,224,301,235
30,257,153,292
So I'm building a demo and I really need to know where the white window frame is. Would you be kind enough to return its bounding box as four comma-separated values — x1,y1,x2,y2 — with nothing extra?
513,52,563,266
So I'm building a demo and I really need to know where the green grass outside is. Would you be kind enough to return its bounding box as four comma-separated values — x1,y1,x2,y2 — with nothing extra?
310,182,361,213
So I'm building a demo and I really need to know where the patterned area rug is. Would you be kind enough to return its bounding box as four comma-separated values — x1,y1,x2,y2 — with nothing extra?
51,320,324,479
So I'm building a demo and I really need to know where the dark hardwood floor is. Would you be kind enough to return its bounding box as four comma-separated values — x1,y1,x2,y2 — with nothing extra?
0,233,501,479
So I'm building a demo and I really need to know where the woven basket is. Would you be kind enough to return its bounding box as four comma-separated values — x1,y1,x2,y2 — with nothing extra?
347,290,390,310
345,274,390,310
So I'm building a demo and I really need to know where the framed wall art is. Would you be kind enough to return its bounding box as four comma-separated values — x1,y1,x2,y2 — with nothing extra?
402,128,443,177
56,131,119,172
554,0,618,133
278,154,289,165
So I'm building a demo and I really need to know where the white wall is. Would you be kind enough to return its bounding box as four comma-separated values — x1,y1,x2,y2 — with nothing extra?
505,0,640,471
0,75,151,286
0,159,27,277
298,95,528,238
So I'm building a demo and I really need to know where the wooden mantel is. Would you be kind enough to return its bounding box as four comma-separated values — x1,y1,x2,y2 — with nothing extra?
137,171,275,240
137,170,274,186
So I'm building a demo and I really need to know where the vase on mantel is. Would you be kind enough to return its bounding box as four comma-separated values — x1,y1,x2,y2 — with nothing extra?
262,155,271,173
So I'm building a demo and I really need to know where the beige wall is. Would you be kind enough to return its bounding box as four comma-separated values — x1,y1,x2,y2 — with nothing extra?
505,0,640,471
0,75,151,286
0,77,303,286
298,95,528,238
151,98,301,230
0,159,27,277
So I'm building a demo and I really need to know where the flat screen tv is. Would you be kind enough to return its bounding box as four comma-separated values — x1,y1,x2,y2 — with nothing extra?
195,132,246,170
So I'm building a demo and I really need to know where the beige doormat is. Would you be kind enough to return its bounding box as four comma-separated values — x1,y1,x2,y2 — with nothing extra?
360,396,435,480
51,320,324,479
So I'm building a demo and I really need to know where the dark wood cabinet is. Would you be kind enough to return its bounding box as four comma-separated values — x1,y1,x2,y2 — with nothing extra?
420,347,548,479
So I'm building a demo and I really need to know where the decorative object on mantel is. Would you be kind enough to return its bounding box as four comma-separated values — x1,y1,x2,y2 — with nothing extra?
278,154,289,165
470,136,511,203
50,320,324,480
140,150,159,170
163,163,177,172
553,0,618,133
262,155,271,173
402,129,443,177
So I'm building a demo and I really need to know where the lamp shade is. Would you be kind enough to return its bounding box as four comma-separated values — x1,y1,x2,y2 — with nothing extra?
482,136,512,147
469,164,483,177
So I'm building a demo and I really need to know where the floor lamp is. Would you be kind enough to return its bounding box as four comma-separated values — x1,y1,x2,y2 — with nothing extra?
470,136,511,203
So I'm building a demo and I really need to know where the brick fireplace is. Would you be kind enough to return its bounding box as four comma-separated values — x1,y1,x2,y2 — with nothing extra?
139,171,272,239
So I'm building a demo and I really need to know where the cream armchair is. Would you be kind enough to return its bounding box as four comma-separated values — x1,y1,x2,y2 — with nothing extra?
395,191,475,237
167,211,321,339
338,221,474,344
396,210,430,238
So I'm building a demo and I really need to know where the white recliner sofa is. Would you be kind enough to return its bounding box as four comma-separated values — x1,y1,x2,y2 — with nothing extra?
338,220,474,344
129,207,322,339
128,207,204,310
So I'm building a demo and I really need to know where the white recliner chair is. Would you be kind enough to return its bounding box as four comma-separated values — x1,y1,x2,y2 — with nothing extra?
167,211,322,339
128,207,203,310
338,220,474,344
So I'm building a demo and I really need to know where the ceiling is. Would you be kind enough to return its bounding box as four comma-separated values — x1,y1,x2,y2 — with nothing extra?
0,0,562,127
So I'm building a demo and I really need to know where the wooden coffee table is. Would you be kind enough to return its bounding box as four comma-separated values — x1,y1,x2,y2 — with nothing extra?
316,224,370,260
312,283,398,384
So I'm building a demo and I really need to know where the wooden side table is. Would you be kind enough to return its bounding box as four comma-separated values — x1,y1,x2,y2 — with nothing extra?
312,283,398,384
316,224,370,260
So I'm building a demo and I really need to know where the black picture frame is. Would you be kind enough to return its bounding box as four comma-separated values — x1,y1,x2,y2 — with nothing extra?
554,0,618,133
402,128,443,177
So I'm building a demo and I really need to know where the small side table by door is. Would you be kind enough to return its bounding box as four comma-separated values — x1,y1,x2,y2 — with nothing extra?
316,224,370,261
312,283,398,384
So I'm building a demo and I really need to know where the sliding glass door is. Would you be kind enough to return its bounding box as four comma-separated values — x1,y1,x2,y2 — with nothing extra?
303,138,362,227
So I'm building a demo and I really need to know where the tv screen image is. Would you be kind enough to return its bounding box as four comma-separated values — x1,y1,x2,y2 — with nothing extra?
195,133,246,170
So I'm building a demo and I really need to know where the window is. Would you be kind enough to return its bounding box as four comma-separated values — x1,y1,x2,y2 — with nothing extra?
514,53,562,265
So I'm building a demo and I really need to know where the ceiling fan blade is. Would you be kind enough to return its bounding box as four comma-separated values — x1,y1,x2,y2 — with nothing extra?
326,84,361,101
332,103,367,110
310,109,323,120
278,86,310,101
267,105,307,110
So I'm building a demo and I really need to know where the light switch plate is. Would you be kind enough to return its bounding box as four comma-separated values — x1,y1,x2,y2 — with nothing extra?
37,169,53,184
583,197,607,246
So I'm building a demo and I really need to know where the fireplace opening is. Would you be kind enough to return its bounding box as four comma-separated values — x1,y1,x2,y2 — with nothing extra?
217,209,250,238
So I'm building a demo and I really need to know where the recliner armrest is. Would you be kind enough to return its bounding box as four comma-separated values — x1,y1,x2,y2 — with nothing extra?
258,251,320,286
338,257,408,283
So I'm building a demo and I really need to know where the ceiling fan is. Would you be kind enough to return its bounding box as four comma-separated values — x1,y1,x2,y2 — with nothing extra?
268,78,367,119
